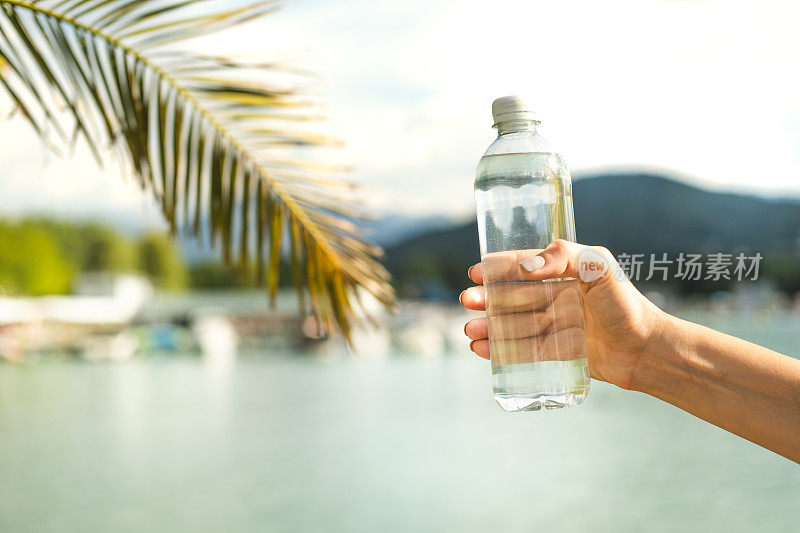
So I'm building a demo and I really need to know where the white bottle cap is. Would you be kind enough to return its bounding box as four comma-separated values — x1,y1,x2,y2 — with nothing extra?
491,95,537,126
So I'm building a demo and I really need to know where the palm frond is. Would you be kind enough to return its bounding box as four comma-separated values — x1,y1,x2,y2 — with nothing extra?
0,0,395,340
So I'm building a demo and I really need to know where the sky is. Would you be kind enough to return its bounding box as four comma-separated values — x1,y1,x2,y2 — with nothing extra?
1,0,799,229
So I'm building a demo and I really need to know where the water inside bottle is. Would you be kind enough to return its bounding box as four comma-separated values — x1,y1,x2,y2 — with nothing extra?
475,152,590,411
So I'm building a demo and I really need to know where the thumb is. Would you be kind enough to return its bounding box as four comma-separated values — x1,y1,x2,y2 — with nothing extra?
519,240,624,286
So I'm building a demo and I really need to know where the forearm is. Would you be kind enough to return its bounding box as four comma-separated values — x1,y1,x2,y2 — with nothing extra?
631,314,800,463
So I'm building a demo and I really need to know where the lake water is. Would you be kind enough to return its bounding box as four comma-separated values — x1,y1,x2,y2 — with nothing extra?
2,313,799,532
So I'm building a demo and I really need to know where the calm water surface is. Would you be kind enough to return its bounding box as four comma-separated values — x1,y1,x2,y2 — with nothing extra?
1,315,799,532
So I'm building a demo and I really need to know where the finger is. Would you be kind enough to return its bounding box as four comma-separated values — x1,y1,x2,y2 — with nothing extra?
467,263,483,284
487,286,583,340
459,286,486,311
520,240,620,285
520,240,583,280
469,339,490,359
481,241,621,287
484,278,570,314
490,327,586,363
464,318,488,341
481,249,544,283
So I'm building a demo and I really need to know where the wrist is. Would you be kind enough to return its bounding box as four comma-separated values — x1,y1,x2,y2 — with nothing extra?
628,311,686,395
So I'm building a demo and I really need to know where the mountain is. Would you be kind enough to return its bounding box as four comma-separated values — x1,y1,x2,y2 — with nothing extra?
572,174,800,255
384,173,800,296
173,212,455,266
363,214,454,247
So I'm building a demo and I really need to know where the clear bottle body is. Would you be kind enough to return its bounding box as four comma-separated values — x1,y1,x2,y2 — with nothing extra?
474,121,589,412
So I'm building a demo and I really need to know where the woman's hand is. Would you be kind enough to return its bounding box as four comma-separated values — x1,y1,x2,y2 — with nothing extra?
460,239,668,390
461,239,800,462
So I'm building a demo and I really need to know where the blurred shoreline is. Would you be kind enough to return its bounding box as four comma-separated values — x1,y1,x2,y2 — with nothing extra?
2,283,798,365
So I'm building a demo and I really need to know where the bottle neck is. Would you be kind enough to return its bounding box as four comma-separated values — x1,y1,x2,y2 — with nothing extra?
495,119,539,136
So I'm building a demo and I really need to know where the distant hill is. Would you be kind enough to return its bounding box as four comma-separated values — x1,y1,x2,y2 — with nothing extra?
573,174,800,255
385,173,800,296
363,214,454,247
176,212,454,266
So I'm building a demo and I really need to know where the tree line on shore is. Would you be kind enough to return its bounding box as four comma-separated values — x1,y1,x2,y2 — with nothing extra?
0,218,320,296
0,219,187,295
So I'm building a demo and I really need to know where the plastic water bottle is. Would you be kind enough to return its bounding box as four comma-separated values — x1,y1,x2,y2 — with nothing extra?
474,96,590,412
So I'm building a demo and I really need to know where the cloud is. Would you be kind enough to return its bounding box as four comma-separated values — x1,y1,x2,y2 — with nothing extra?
0,0,798,225
0,115,164,230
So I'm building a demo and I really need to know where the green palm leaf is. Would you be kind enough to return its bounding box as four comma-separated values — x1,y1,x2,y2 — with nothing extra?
0,0,395,340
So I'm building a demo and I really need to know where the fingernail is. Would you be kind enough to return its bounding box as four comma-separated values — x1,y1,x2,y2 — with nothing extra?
520,256,545,272
469,340,476,352
458,290,466,303
467,265,474,279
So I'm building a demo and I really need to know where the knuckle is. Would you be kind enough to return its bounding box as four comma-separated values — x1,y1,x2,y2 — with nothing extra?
591,246,614,261
596,246,611,256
